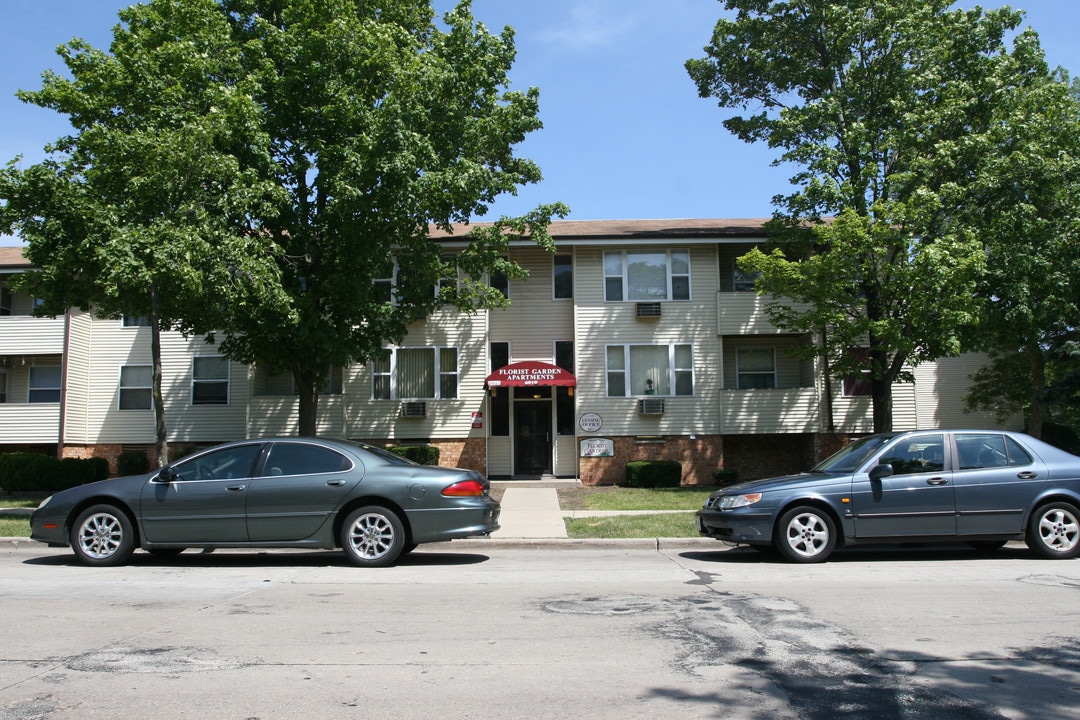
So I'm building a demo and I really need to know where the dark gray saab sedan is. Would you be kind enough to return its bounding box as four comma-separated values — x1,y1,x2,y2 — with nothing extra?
31,438,500,567
696,430,1080,563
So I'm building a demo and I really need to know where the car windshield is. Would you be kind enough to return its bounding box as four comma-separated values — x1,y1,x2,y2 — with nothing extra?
811,434,898,474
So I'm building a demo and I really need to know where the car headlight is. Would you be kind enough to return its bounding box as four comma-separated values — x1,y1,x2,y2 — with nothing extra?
718,493,763,510
37,495,53,510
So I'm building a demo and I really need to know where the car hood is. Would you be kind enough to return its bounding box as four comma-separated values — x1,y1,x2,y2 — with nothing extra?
712,472,847,496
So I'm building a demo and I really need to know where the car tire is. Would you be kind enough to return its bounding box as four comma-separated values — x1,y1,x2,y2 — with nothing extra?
70,504,136,567
1025,502,1080,559
341,506,406,567
775,506,837,563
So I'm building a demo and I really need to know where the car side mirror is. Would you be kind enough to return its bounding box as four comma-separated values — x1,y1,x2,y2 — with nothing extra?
869,463,894,481
156,466,176,483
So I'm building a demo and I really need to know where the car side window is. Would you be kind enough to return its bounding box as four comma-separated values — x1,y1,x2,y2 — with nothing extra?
262,442,351,477
1005,437,1033,467
956,433,1009,470
172,444,262,482
880,435,944,476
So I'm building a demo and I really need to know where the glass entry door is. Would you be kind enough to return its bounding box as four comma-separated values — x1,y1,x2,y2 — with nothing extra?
514,401,553,476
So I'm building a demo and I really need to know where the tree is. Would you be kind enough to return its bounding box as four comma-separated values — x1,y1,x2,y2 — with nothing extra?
0,0,289,466
212,0,567,436
686,0,1025,432
960,37,1080,439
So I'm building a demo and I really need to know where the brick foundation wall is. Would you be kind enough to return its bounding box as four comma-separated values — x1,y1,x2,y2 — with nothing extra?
579,435,724,486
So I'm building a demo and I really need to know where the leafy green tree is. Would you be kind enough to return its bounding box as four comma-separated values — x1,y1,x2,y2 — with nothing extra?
686,0,1026,432
0,0,289,466
960,36,1080,439
212,0,566,436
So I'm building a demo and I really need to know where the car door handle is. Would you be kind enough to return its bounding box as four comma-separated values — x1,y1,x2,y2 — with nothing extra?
326,480,345,487
926,477,948,486
227,484,246,492
1016,471,1038,480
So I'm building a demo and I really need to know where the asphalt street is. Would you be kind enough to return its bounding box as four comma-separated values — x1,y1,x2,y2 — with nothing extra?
2,538,1078,720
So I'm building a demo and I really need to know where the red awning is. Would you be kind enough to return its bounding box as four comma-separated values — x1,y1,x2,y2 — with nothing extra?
484,361,576,388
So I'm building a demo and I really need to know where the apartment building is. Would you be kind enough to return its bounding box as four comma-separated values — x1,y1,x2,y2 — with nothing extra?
0,220,1016,484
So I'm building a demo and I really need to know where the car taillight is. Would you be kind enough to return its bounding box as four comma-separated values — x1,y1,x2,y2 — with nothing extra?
442,480,486,497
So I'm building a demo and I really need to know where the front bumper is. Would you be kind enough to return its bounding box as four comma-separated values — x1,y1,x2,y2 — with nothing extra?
695,508,774,543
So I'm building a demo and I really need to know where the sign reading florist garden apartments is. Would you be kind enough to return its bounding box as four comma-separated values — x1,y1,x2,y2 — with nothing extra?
484,361,576,388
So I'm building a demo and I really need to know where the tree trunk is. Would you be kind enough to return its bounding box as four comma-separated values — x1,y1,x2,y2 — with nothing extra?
150,282,169,468
869,347,894,433
294,364,319,437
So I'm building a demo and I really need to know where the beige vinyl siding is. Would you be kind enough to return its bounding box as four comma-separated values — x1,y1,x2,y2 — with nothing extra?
555,435,578,476
72,315,248,444
60,310,92,443
487,436,511,476
347,307,488,440
488,247,574,362
572,245,721,437
914,356,1022,430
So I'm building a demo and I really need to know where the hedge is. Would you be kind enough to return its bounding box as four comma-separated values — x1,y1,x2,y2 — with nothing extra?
0,452,110,493
624,460,682,488
117,450,151,476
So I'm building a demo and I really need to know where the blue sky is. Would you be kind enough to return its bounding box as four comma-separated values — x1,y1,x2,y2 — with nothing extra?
3,0,1080,242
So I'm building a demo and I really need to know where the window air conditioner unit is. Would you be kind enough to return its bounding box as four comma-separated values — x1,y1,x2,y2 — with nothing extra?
636,302,662,318
638,398,665,415
400,401,427,418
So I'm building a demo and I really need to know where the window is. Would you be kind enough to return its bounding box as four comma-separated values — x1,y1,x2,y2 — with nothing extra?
262,442,351,477
490,259,509,299
733,264,760,292
956,433,1033,470
880,434,945,476
28,365,62,403
0,286,11,316
555,341,575,435
371,347,459,400
119,365,152,410
123,315,151,327
604,250,690,302
490,342,510,436
192,356,230,405
736,348,776,389
607,344,693,397
373,255,458,306
553,254,573,299
172,443,262,482
0,368,7,403
841,347,872,396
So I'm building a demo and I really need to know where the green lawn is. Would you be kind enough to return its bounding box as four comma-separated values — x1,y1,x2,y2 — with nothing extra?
565,512,700,538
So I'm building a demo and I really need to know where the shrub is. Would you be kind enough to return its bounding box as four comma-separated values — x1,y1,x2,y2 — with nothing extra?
624,460,682,488
388,445,440,465
713,468,740,486
116,450,151,476
0,452,60,492
86,456,111,482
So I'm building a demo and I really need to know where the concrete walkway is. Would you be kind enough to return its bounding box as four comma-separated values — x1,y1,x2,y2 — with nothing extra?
491,488,568,539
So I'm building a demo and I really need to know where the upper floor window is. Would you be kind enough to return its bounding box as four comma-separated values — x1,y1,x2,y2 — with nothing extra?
0,368,8,403
192,356,229,405
373,255,458,305
842,347,872,397
490,259,509,299
604,250,690,302
0,286,11,316
553,254,573,299
733,264,761,292
123,315,151,327
119,365,153,410
736,348,776,389
28,365,62,403
606,344,693,397
371,347,459,400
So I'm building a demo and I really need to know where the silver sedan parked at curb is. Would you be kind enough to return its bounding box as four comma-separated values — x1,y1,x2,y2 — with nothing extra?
31,437,500,567
696,430,1080,563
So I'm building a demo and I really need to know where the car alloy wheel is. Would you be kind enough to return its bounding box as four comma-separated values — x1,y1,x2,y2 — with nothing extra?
1026,502,1080,559
71,504,136,567
776,506,837,563
341,505,406,567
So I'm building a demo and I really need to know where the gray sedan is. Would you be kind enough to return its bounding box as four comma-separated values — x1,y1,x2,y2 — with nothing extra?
696,430,1080,562
31,437,500,567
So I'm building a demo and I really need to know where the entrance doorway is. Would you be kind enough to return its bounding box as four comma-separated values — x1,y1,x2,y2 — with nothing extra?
514,401,552,476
